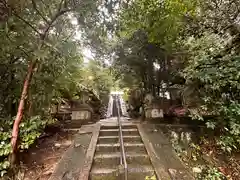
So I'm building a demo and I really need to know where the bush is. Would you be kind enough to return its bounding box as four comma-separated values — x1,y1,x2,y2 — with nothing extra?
183,34,240,152
0,116,55,177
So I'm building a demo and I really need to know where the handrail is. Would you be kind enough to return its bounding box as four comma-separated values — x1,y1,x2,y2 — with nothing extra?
116,96,128,180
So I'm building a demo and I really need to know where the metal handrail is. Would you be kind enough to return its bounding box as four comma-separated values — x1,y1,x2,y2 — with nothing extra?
116,96,128,180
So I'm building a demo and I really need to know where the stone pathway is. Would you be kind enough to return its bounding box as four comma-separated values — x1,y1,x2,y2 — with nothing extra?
49,119,194,180
49,125,95,180
138,124,194,180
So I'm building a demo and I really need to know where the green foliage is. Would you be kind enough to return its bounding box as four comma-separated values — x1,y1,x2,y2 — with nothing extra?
120,0,197,47
0,116,54,176
112,30,166,91
182,33,240,152
217,135,238,153
0,0,239,177
145,175,157,180
169,131,225,179
0,160,10,177
196,166,225,180
114,0,199,93
0,0,115,177
83,60,114,98
0,135,11,157
117,0,240,155
19,116,51,149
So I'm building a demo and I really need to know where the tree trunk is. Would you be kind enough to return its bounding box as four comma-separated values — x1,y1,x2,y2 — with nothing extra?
157,86,160,96
27,96,33,117
10,61,35,161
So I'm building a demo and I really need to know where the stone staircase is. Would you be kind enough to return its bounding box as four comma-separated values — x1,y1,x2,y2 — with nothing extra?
89,124,156,180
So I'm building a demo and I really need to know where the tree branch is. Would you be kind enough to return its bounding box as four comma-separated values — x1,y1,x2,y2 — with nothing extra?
6,34,31,57
39,0,53,17
62,30,76,42
58,0,65,12
13,13,41,36
31,0,49,24
41,8,73,40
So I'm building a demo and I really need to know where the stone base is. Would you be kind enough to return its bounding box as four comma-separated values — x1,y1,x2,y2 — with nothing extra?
144,108,163,120
71,110,92,120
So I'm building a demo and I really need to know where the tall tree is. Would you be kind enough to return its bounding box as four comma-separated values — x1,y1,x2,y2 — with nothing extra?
0,0,100,162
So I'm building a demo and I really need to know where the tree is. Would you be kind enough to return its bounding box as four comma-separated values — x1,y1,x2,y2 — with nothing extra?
120,0,197,47
81,60,114,98
8,0,76,161
115,0,240,153
0,0,118,176
0,0,107,168
181,32,240,150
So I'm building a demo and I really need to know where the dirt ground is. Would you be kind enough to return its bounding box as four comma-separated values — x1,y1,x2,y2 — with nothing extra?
19,128,77,180
200,140,240,180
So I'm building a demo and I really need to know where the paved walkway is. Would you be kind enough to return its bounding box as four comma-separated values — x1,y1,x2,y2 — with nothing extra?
138,123,194,179
49,119,194,180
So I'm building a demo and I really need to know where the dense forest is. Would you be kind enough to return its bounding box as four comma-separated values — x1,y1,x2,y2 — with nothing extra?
0,0,239,179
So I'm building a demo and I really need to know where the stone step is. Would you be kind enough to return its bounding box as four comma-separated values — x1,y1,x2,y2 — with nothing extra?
122,129,139,136
99,129,139,136
126,153,151,165
90,165,155,180
95,143,146,153
93,153,119,168
101,125,137,129
99,129,118,136
127,165,156,180
90,167,119,180
93,152,151,168
98,135,142,144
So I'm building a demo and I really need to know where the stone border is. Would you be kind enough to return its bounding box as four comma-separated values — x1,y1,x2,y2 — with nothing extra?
48,124,99,180
138,124,172,180
78,123,101,180
138,124,195,180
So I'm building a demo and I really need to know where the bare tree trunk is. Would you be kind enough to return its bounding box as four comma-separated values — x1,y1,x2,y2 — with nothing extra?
10,61,35,160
